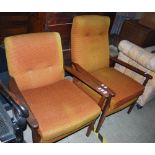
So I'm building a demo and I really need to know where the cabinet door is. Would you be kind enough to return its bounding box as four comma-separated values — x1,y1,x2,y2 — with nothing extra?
0,13,30,44
120,20,155,47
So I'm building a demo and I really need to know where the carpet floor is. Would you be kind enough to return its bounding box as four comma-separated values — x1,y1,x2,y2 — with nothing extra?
24,98,155,143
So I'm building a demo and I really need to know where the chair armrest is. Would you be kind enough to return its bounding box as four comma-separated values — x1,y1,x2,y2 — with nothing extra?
111,56,153,80
65,66,109,97
9,76,39,130
65,64,115,97
72,63,115,97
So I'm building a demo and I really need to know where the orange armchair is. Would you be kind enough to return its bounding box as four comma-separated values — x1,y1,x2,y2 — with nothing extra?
4,32,102,142
71,15,152,134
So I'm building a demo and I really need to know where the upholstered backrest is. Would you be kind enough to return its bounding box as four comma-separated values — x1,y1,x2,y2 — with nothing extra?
5,32,64,91
71,15,110,72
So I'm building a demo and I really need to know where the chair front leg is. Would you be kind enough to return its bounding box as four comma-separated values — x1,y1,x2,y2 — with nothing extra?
32,128,41,143
86,96,107,136
96,96,112,133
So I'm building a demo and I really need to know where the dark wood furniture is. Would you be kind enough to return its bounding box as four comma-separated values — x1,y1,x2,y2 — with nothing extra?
0,13,31,44
119,13,155,47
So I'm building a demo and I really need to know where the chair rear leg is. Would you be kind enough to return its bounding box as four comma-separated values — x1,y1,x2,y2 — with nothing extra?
127,102,136,114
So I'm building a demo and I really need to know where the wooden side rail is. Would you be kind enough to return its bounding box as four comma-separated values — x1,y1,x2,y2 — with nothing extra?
110,56,153,86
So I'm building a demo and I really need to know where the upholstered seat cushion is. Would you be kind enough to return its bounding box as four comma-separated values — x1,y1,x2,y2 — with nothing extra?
115,40,155,106
76,67,144,113
91,68,144,110
21,80,101,142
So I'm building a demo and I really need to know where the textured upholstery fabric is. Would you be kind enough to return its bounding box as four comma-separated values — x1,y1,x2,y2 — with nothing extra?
71,15,110,72
22,80,101,142
75,68,144,113
92,68,144,109
5,32,64,91
5,32,101,142
118,40,155,72
71,15,144,114
115,40,155,106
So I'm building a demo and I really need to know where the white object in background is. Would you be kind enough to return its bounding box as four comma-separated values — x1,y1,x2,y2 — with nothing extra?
115,40,155,107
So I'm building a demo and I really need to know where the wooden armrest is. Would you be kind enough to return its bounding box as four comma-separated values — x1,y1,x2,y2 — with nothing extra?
111,56,153,80
72,63,115,97
65,65,114,98
9,76,39,129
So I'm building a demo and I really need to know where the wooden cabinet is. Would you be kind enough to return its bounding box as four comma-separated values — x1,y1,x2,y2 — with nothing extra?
119,13,155,47
119,20,155,47
0,13,31,44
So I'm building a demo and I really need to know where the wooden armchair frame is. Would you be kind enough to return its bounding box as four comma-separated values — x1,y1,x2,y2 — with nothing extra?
5,56,152,142
69,57,152,134
110,57,153,86
7,66,112,142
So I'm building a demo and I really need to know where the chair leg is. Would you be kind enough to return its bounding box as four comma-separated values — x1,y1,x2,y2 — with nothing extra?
96,113,106,133
86,120,96,137
32,129,41,143
127,102,136,114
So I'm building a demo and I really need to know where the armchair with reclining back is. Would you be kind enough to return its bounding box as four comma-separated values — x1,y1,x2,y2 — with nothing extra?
69,15,152,135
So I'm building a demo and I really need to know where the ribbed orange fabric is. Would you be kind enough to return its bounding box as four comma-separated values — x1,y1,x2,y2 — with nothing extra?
71,15,110,72
76,68,144,111
4,32,101,142
71,15,144,115
22,80,101,142
5,32,64,90
92,68,144,109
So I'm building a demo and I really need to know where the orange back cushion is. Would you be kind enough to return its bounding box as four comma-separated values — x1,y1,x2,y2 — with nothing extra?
5,32,64,91
71,15,110,72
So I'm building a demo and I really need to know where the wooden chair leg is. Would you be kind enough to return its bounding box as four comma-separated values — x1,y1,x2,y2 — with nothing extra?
96,113,106,133
86,120,96,137
95,96,111,133
32,129,41,143
127,102,136,114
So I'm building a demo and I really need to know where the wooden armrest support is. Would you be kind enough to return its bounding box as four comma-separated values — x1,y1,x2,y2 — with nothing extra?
65,65,113,98
111,56,153,80
72,63,115,97
9,76,39,129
